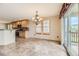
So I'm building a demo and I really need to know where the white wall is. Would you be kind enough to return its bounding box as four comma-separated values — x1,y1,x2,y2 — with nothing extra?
28,16,61,41
0,20,6,29
0,23,6,29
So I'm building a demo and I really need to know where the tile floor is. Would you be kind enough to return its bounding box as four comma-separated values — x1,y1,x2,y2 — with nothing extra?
0,38,67,56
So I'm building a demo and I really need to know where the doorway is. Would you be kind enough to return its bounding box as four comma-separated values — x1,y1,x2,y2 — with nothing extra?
63,4,79,56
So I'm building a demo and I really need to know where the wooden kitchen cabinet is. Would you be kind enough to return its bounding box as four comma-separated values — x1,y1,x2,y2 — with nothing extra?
21,20,29,27
7,19,29,29
19,31,25,38
12,22,17,28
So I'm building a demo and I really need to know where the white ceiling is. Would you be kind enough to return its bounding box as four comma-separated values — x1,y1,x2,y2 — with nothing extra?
0,3,62,22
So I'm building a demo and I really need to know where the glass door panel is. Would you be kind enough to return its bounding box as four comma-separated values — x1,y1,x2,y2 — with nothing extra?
68,16,78,55
63,4,79,56
64,17,68,47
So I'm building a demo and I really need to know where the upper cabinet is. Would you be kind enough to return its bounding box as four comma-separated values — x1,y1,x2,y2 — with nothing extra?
21,20,29,27
7,19,29,29
12,22,17,28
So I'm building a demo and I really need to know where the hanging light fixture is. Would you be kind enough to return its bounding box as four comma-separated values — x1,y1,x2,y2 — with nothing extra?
32,11,42,25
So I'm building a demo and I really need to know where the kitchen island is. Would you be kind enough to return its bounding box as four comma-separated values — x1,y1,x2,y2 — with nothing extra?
0,29,15,45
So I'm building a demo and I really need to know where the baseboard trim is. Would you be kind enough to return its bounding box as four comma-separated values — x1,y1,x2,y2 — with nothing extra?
28,37,61,44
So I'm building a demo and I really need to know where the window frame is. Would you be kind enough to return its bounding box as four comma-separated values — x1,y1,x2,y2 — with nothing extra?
42,19,50,34
35,22,42,34
35,19,50,35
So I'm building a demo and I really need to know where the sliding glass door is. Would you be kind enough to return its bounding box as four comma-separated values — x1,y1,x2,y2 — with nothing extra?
63,4,79,56
68,15,78,55
64,17,68,47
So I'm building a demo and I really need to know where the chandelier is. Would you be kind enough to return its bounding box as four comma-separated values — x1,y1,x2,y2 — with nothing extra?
32,11,42,25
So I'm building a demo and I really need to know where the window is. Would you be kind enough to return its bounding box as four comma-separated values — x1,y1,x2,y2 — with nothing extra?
36,22,42,34
36,19,50,34
43,20,49,34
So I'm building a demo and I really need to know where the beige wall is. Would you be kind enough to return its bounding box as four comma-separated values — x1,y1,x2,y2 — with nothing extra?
28,16,61,41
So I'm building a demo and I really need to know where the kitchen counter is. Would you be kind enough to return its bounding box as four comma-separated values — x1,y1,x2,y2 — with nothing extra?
0,29,15,45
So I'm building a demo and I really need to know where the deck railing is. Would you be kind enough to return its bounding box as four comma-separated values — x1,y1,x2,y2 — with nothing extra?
70,32,79,43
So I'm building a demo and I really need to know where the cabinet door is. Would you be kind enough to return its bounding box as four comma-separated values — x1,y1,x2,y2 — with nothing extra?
12,22,17,28
22,20,29,27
